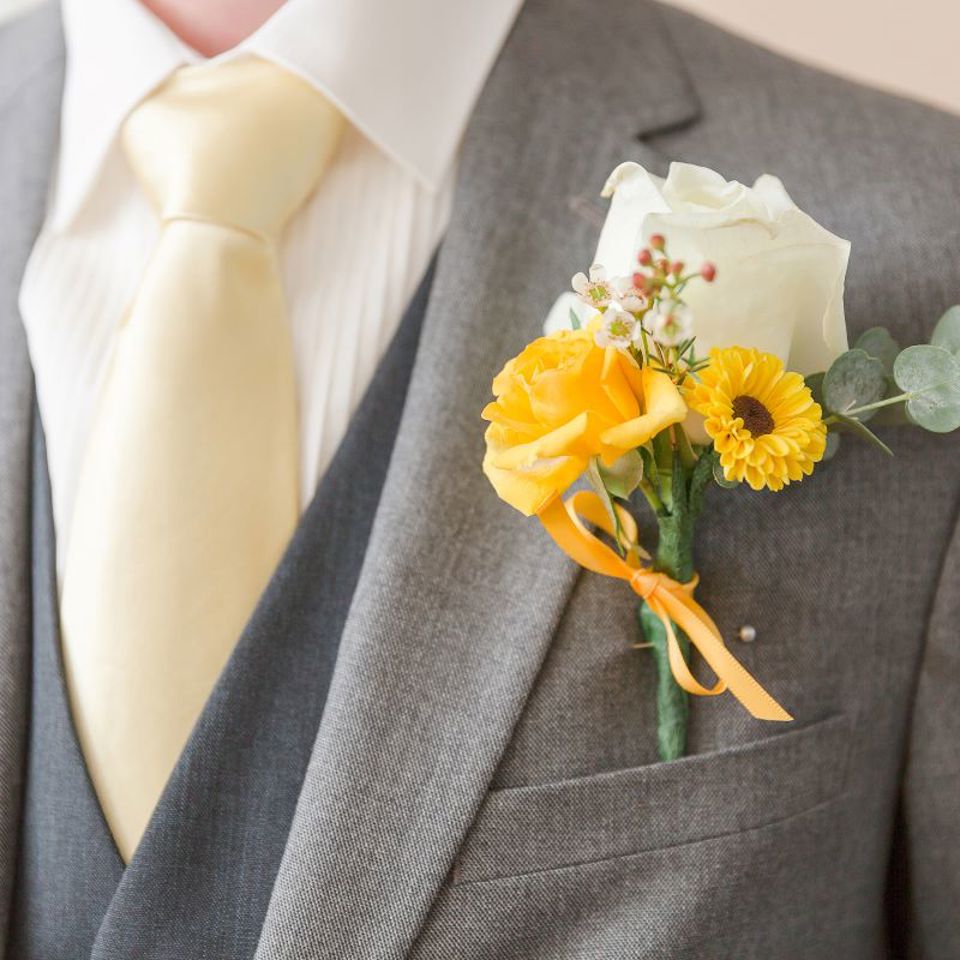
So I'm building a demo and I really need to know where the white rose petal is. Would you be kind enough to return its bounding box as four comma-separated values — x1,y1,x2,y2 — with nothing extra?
751,173,795,218
595,163,671,278
544,292,593,334
594,161,851,374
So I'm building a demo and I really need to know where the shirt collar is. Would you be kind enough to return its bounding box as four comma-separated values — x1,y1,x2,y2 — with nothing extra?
55,0,524,228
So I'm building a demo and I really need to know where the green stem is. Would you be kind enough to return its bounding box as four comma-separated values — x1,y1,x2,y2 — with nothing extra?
638,324,651,366
652,429,674,473
638,478,667,517
833,391,910,419
674,425,697,471
652,432,674,511
654,513,695,582
638,602,689,761
636,456,698,762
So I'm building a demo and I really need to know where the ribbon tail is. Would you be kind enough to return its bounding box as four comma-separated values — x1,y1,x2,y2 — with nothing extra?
650,603,725,698
659,590,793,722
538,495,630,580
539,492,792,723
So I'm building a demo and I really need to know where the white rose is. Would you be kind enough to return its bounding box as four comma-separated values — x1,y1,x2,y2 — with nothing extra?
548,162,850,375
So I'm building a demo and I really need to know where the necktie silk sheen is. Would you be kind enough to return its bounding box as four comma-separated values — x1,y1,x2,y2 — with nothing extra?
60,58,344,862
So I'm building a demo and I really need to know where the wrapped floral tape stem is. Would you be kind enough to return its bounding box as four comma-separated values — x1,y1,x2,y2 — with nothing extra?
639,601,689,761
640,456,699,761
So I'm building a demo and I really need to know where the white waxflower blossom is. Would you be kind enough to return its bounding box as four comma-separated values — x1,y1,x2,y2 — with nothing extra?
571,263,615,309
611,276,647,313
650,300,693,347
594,305,644,350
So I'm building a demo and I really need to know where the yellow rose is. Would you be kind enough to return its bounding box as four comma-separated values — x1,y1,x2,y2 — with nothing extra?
482,328,687,515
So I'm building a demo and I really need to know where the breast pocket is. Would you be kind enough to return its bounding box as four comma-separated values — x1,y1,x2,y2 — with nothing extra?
453,713,851,885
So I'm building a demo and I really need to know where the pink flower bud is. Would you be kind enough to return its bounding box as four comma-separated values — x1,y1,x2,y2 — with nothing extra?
649,234,666,251
700,262,717,282
670,260,685,276
632,272,648,291
637,248,652,266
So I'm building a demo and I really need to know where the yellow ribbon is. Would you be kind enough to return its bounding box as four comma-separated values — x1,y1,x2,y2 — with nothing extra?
538,492,792,722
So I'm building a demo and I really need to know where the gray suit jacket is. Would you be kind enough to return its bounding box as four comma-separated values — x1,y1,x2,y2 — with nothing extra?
1,2,959,958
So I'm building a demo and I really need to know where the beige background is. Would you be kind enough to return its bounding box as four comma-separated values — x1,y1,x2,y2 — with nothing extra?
0,0,958,117
665,0,959,117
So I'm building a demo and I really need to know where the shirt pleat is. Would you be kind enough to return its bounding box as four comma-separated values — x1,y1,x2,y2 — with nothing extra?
22,120,453,585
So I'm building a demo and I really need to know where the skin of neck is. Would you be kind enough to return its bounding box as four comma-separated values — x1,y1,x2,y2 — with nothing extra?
140,0,287,56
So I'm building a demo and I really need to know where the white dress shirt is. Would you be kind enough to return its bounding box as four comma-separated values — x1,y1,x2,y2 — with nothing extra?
20,0,523,583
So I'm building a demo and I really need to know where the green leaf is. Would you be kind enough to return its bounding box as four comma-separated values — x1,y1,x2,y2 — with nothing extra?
893,344,960,433
805,371,825,407
586,457,625,548
830,414,893,456
854,326,901,375
822,432,841,461
597,449,644,499
638,443,659,486
822,349,888,420
712,457,738,489
930,305,960,356
689,450,717,518
568,307,582,331
870,392,912,426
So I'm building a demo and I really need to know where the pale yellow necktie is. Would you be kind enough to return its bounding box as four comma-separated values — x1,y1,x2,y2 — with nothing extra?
60,58,344,862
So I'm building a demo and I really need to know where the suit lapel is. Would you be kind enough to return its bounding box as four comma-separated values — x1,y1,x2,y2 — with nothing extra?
255,2,699,956
0,2,64,947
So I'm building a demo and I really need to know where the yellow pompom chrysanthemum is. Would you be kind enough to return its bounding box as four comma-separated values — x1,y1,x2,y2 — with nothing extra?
686,346,827,492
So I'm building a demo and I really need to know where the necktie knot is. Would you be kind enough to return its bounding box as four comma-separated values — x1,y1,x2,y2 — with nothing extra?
122,57,344,238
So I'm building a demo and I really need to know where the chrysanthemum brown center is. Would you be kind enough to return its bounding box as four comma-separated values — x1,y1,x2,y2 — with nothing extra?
732,395,775,437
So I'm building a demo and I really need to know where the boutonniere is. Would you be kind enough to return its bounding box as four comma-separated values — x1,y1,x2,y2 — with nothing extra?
481,162,960,761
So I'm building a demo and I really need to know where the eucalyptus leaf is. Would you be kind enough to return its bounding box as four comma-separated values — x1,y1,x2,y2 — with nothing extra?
822,432,841,461
930,305,960,356
805,371,825,407
822,349,888,419
870,392,912,427
712,458,738,489
854,326,900,375
598,449,644,499
893,344,960,433
830,414,893,456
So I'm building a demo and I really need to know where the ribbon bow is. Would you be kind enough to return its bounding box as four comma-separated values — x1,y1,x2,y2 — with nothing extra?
538,491,791,722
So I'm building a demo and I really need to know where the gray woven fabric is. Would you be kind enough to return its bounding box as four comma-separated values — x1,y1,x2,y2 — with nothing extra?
0,1,959,958
5,422,124,958
0,4,62,952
